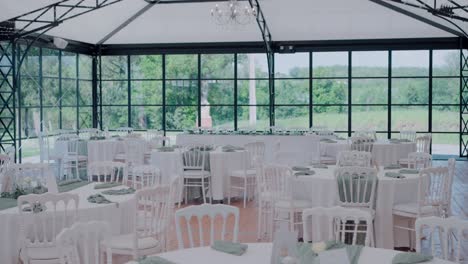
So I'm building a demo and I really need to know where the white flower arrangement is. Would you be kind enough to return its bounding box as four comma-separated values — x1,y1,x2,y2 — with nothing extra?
311,241,327,254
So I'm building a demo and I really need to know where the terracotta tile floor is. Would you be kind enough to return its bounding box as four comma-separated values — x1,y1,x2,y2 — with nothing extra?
114,160,468,263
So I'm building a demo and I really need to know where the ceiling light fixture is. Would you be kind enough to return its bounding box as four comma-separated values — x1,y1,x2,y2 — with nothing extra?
211,0,257,26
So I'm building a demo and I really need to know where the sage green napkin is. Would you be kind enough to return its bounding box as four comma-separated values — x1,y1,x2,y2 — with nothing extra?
399,169,419,174
295,171,315,176
392,252,433,264
222,148,236,152
292,166,309,171
384,164,401,170
87,194,112,204
312,164,328,169
138,256,176,264
211,240,248,256
156,146,175,152
296,241,363,264
320,139,337,143
58,181,90,193
102,188,135,195
385,172,406,179
94,182,121,189
399,139,412,143
22,203,46,213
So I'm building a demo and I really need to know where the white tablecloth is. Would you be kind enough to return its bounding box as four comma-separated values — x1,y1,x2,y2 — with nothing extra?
87,140,126,163
126,243,451,264
292,165,420,249
176,134,320,162
150,148,247,200
0,182,136,264
320,140,416,166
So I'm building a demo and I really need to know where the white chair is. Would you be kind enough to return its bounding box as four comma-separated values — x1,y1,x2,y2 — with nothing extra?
407,152,432,169
302,206,373,246
175,204,239,249
56,221,112,264
78,128,100,140
145,129,163,141
115,138,146,167
336,151,372,167
415,216,468,263
255,158,272,241
181,145,212,204
445,158,456,217
18,193,79,264
317,130,335,138
393,167,451,249
115,127,133,137
131,165,160,189
400,130,417,142
62,139,88,181
265,164,311,236
354,130,377,141
106,185,170,260
38,131,58,165
416,135,432,153
350,136,374,152
88,161,125,183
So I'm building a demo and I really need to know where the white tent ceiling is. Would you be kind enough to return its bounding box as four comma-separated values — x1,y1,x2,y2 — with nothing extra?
0,0,465,45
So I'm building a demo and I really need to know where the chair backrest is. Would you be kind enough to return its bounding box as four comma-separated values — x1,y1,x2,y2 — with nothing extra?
115,127,133,134
263,164,293,202
78,128,100,139
350,136,374,152
123,139,146,166
334,166,378,209
416,135,431,153
354,130,377,140
87,161,125,183
134,185,171,243
244,141,265,167
175,204,239,249
132,165,160,189
407,152,432,169
400,130,417,142
302,206,373,246
0,153,11,175
38,132,53,163
146,129,163,140
317,130,335,138
56,221,112,264
337,151,372,167
18,193,79,250
182,145,208,171
417,167,451,214
446,158,456,216
416,216,468,262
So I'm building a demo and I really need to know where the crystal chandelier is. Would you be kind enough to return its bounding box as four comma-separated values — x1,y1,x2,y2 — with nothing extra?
211,0,257,26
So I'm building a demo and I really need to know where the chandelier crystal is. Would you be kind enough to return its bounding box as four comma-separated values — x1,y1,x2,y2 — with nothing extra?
211,0,257,26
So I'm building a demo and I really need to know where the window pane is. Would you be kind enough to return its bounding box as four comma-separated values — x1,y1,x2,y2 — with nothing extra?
131,106,162,129
131,55,162,79
21,108,40,138
79,55,92,80
201,106,234,129
101,56,127,80
392,78,429,104
433,50,459,76
433,78,459,104
202,80,234,105
22,46,40,77
352,79,388,104
166,106,197,130
432,106,458,132
62,107,76,129
392,106,428,131
201,54,234,79
432,134,458,155
275,79,309,104
237,80,269,105
79,107,93,129
313,106,348,131
42,49,59,77
392,50,429,77
352,106,387,131
102,106,128,128
313,79,348,104
275,53,309,78
313,52,348,78
352,51,388,77
275,106,308,128
237,106,269,129
42,78,60,107
101,80,128,105
166,55,197,79
43,107,59,129
237,54,268,79
20,78,40,106
166,80,198,105
79,81,92,106
131,81,162,105
62,79,77,106
62,52,76,79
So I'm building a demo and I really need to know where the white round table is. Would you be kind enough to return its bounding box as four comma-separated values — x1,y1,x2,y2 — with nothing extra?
291,165,421,249
126,243,452,264
0,182,136,264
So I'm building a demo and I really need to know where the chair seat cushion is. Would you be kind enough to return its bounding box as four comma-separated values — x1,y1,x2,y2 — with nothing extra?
275,199,311,209
183,170,211,178
230,169,256,177
24,246,61,261
107,234,160,251
393,203,438,217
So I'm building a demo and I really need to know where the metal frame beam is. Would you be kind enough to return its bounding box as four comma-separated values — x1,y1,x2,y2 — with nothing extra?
0,41,16,155
461,46,468,157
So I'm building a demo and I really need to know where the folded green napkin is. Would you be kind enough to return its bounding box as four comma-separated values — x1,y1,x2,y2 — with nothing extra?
58,181,90,193
312,164,328,169
22,203,46,213
399,139,412,143
211,240,248,256
296,241,363,264
156,146,175,152
94,182,121,189
101,188,135,195
138,256,176,264
58,179,82,186
384,164,401,170
320,139,337,143
392,252,433,264
87,194,112,204
385,172,406,179
399,169,419,174
292,166,309,171
222,148,236,152
295,171,315,176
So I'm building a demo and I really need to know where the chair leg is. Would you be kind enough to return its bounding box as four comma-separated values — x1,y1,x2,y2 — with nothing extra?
257,200,263,240
243,177,247,208
228,177,232,205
